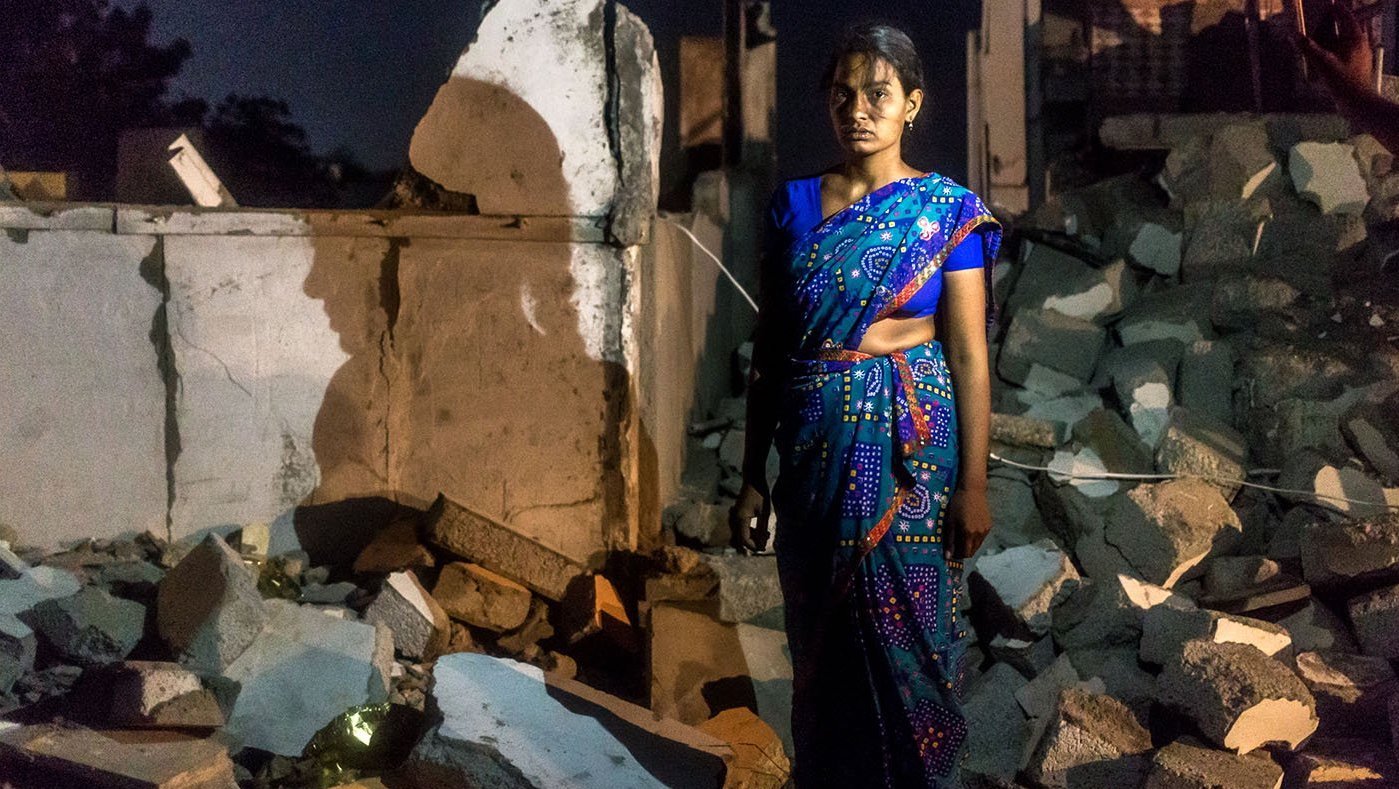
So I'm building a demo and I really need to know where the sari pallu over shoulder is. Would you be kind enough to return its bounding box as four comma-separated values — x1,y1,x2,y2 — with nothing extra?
769,173,1002,786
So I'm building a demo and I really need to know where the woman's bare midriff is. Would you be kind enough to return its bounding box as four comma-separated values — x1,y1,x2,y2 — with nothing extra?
856,314,936,356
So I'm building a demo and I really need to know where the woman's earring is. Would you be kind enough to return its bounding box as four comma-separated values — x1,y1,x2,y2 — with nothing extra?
905,118,914,132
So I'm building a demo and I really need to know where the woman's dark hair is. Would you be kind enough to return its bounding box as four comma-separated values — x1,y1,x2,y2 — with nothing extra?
820,23,925,96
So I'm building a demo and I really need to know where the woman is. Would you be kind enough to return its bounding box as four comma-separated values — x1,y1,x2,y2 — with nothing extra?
730,22,1001,788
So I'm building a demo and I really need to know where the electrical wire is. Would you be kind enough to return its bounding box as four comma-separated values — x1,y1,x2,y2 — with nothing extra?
991,451,1399,512
661,216,760,314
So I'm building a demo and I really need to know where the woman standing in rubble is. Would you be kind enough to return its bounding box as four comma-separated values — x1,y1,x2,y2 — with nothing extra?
730,22,1001,788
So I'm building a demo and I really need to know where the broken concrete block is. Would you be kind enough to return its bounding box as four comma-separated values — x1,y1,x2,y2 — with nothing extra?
998,308,1106,387
1157,639,1318,753
426,494,585,602
560,573,634,648
1072,408,1154,478
1210,274,1301,332
432,561,531,633
1210,123,1283,201
157,534,267,674
1023,686,1153,789
1277,599,1359,653
1144,737,1285,789
1015,653,1090,720
1294,649,1399,737
664,499,731,549
649,600,792,752
1065,646,1157,724
1235,343,1353,410
1109,355,1175,449
1290,734,1399,785
0,542,24,581
297,581,358,605
105,661,227,729
1346,583,1399,659
962,661,1033,781
991,412,1062,449
352,516,434,575
1177,339,1236,428
363,571,450,661
1300,512,1399,591
1140,603,1292,665
221,599,391,756
404,653,687,788
19,586,144,668
1020,391,1104,437
1181,200,1267,278
0,724,237,788
699,554,782,625
988,633,1056,678
1154,406,1249,500
1116,283,1213,349
0,565,82,618
1050,574,1154,653
1006,242,1137,324
496,597,555,658
1046,447,1119,498
697,707,790,789
971,539,1080,639
1342,402,1399,485
0,614,36,695
1281,458,1389,520
1127,222,1183,277
1290,142,1370,215
1101,478,1244,588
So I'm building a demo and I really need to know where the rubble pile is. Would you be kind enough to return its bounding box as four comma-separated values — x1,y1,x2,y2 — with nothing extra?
933,115,1399,786
0,491,786,787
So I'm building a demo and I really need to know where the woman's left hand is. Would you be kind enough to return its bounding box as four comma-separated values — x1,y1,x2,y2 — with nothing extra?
944,486,992,561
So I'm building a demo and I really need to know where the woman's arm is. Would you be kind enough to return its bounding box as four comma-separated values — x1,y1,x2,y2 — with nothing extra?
940,261,994,558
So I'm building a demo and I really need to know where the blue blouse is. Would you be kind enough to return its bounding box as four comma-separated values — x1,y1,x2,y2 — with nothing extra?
765,175,983,319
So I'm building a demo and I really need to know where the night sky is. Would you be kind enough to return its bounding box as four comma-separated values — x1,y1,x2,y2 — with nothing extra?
114,0,978,183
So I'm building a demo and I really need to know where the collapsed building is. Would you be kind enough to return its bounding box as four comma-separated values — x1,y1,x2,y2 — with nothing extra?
1,0,1399,787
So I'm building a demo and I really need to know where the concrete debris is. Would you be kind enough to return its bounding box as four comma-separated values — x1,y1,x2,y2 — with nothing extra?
1289,142,1370,215
104,661,227,729
1300,512,1399,591
698,554,783,625
352,516,435,575
432,561,532,633
962,661,1034,781
1294,649,1398,738
990,411,1062,449
19,586,145,668
0,541,25,580
426,494,585,601
496,597,555,659
1341,401,1399,485
297,581,359,605
1139,603,1292,665
1114,281,1212,348
970,539,1080,639
362,570,450,661
1209,123,1282,202
1144,737,1284,789
560,573,634,647
1279,457,1389,519
1287,735,1399,785
1071,407,1154,479
1006,242,1137,324
156,534,268,674
664,499,732,548
221,599,391,756
1101,478,1244,588
1346,582,1399,659
987,633,1056,678
402,653,673,789
1046,447,1118,498
0,724,238,788
1127,222,1183,276
1177,340,1235,427
1023,686,1153,789
1064,646,1157,724
697,707,790,789
997,308,1105,387
1276,599,1359,654
1154,407,1248,500
0,614,37,695
1157,639,1318,754
1015,653,1099,720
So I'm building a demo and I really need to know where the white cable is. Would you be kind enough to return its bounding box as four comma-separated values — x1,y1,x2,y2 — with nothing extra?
661,217,761,314
990,451,1399,512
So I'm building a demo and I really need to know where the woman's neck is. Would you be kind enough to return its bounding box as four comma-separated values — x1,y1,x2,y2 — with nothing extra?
835,148,919,194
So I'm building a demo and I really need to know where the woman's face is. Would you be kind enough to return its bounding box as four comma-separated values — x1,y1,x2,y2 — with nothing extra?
827,53,922,157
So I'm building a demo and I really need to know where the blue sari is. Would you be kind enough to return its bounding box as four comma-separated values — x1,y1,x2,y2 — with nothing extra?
767,172,1001,787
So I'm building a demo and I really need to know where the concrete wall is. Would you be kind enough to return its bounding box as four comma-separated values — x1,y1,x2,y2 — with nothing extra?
0,205,642,562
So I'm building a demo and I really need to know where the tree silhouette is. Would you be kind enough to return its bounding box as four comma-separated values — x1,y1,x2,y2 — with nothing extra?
0,0,197,198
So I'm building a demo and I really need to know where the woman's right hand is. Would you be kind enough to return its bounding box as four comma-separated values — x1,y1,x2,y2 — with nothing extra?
729,481,773,554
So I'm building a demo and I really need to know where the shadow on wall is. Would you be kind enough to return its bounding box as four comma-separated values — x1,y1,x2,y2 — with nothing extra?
292,77,633,567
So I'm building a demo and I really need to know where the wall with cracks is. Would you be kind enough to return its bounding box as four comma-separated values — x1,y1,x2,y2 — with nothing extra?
0,205,655,566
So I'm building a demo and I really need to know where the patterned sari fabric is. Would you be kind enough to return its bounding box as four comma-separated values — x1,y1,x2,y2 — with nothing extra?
769,173,1001,787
